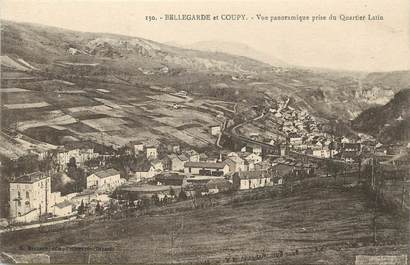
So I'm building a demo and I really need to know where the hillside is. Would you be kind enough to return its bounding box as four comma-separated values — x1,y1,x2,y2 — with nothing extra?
352,89,410,143
1,20,271,74
1,20,409,150
0,186,407,264
363,71,410,90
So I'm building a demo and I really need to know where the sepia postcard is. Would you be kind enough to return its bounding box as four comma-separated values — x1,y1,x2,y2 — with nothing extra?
0,0,409,264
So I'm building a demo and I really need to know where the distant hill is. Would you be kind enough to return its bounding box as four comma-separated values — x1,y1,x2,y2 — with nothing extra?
1,19,408,123
0,20,271,74
352,89,410,143
185,40,287,67
363,71,410,89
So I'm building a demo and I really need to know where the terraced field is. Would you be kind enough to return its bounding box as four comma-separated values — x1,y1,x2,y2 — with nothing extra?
1,66,230,151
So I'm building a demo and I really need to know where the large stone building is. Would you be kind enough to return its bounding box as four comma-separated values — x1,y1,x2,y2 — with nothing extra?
9,172,52,223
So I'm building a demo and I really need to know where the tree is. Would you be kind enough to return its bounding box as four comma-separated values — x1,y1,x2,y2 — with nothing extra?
95,201,102,215
38,153,55,173
162,195,169,205
108,199,118,215
169,187,175,197
151,194,160,206
68,157,77,169
78,200,85,215
326,159,342,179
178,189,187,201
140,197,151,210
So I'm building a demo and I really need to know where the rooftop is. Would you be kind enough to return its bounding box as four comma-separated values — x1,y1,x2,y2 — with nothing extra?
11,172,49,184
342,143,361,148
228,155,244,164
236,170,268,179
146,146,157,149
271,164,294,176
223,159,237,167
120,185,179,193
155,174,186,181
93,168,120,179
54,200,73,209
207,178,232,189
185,175,225,181
184,161,227,169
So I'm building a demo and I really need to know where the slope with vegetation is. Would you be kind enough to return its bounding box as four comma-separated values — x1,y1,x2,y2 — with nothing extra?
352,89,410,143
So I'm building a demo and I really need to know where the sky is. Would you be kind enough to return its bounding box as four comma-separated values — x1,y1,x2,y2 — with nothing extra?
1,0,410,72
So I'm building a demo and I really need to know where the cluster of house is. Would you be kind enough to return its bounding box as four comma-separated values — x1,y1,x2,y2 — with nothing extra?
8,167,125,224
116,140,320,201
265,100,393,161
55,146,99,171
12,127,398,226
269,99,320,135
264,100,338,158
8,141,288,224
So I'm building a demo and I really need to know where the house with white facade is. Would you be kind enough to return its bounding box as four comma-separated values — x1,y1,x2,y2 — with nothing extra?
311,146,338,158
210,124,221,136
132,142,145,154
146,146,158,160
9,172,52,223
232,170,272,190
132,164,157,179
86,168,122,191
51,200,74,217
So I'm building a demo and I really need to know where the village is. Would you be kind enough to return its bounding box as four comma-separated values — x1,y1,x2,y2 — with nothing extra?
1,9,410,262
1,93,409,231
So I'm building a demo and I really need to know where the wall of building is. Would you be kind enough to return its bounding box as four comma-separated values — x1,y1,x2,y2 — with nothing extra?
13,208,39,224
239,177,272,190
9,177,52,219
86,174,99,189
100,174,121,191
87,174,122,191
52,205,73,217
57,149,98,170
146,148,158,159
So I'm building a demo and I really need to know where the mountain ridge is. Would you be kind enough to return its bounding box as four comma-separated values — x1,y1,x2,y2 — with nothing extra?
0,19,272,74
2,19,410,125
352,89,410,143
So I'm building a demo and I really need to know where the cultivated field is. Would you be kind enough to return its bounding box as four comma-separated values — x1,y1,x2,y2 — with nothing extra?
1,67,226,151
